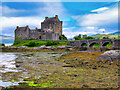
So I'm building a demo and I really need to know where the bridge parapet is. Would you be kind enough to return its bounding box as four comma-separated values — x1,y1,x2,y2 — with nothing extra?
68,39,120,49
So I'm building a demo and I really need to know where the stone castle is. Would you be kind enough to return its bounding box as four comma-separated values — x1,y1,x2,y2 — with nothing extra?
15,15,62,41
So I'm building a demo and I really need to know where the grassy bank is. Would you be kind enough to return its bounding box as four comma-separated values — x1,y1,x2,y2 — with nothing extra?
12,40,69,47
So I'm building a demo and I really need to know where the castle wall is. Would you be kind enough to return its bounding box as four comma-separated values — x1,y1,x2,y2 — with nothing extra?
29,30,40,40
15,27,30,40
15,15,62,41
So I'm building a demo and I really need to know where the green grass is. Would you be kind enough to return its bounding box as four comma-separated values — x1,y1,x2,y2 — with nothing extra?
92,34,119,39
93,43,112,48
11,40,69,47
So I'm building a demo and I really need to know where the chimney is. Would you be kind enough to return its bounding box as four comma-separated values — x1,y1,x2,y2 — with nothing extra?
61,21,63,24
55,15,58,18
26,25,29,28
45,17,48,19
35,27,38,30
16,26,19,29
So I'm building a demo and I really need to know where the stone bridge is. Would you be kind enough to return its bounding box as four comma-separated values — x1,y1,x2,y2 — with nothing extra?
68,39,120,49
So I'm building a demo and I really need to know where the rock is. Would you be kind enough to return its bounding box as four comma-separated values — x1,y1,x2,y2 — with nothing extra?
37,45,46,49
74,74,77,77
67,48,73,51
58,46,66,49
82,84,89,88
19,46,27,49
102,50,120,56
99,50,120,60
46,46,52,49
62,65,74,67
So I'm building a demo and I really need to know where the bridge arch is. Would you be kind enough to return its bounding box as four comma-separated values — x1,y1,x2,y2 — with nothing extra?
89,42,100,48
102,42,112,47
81,43,87,47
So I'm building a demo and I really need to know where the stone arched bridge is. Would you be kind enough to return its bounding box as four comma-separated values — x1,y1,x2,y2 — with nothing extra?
68,39,120,49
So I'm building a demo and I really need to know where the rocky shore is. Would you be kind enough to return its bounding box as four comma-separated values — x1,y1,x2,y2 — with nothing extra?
0,50,119,89
0,46,75,52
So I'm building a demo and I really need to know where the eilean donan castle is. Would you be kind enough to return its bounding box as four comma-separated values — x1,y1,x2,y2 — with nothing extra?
15,15,62,41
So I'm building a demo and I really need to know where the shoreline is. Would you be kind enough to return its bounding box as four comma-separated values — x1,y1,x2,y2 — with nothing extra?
0,50,119,89
0,46,117,52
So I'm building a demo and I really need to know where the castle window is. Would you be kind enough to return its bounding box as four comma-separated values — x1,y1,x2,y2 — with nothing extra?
39,36,41,39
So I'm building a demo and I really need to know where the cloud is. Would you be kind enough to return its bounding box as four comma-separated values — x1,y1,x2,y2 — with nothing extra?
0,6,25,16
91,7,109,12
72,4,118,28
99,28,105,32
0,16,44,32
86,27,95,29
36,2,67,18
63,27,98,38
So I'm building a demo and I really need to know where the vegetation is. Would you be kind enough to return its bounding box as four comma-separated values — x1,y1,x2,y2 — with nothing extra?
13,36,23,45
92,34,119,39
0,43,5,47
59,34,67,41
102,36,109,39
12,39,68,47
74,34,95,40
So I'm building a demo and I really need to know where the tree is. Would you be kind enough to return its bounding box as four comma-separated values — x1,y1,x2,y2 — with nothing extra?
59,34,67,41
74,34,82,40
13,36,23,45
103,37,109,39
83,35,87,38
85,36,94,39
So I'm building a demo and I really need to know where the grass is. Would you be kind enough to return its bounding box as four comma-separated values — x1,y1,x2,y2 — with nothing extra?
93,43,112,48
11,40,69,47
92,34,119,39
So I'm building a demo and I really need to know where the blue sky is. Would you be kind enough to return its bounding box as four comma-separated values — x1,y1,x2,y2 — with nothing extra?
0,0,119,38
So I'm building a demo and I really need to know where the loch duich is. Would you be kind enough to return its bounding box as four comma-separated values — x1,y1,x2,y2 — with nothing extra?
0,0,120,89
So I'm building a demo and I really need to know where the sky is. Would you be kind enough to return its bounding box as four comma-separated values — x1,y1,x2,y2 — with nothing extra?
0,0,119,39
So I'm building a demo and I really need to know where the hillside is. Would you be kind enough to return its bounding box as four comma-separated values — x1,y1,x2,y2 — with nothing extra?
92,34,119,39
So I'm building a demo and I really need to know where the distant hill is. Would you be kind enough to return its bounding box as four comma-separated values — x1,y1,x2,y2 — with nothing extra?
109,31,120,35
92,34,119,39
0,34,14,44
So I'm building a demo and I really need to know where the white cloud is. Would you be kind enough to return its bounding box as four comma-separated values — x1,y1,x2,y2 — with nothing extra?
0,16,44,31
63,27,98,38
36,2,67,18
72,4,118,28
0,6,25,15
86,27,95,29
99,28,105,32
91,7,109,12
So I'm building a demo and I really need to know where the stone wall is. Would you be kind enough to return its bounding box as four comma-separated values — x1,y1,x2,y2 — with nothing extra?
15,26,30,40
68,39,120,49
15,15,62,41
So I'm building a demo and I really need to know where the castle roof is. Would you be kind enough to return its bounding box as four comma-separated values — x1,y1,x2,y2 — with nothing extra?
43,15,61,23
15,26,29,31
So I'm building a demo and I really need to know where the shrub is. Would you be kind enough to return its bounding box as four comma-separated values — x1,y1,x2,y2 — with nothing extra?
59,35,67,41
0,43,5,47
46,40,60,46
46,39,52,46
26,41,37,47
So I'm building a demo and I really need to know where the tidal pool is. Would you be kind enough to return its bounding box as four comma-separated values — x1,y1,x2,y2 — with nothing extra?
0,52,68,88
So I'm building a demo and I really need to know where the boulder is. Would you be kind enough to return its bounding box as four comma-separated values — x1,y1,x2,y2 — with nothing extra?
99,50,120,60
37,45,46,49
19,46,27,49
